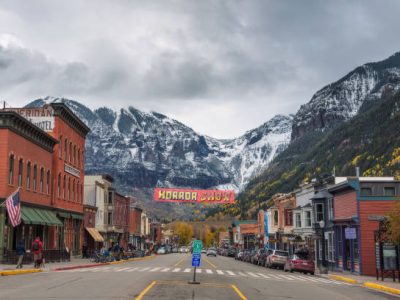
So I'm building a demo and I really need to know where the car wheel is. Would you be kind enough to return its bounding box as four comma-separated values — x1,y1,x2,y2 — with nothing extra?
290,269,294,273
310,272,314,276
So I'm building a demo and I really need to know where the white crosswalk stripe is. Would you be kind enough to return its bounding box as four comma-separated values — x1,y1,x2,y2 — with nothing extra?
247,272,260,278
54,264,352,286
256,273,271,279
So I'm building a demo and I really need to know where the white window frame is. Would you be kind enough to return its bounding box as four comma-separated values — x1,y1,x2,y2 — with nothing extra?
327,231,335,262
305,210,312,227
318,239,323,260
295,213,301,228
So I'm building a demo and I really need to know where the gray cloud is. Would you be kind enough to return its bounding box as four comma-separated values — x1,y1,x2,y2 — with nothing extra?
0,0,400,137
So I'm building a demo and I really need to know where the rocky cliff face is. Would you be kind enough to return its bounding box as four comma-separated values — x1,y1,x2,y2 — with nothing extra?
26,97,292,192
291,52,400,140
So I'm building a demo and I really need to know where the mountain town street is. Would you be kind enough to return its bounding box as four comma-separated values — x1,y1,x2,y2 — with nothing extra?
0,254,397,300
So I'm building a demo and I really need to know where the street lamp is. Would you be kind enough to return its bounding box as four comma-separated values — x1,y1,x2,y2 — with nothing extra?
319,220,326,273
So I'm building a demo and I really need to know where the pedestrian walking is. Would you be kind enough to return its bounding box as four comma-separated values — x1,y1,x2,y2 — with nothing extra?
31,236,43,268
16,239,25,269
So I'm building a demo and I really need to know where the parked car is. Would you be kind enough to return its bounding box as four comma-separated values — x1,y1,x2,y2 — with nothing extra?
265,250,289,269
206,247,217,257
157,247,166,255
227,247,236,257
179,246,187,253
235,250,243,260
253,248,268,266
284,254,315,275
243,249,256,263
172,247,178,253
201,248,207,254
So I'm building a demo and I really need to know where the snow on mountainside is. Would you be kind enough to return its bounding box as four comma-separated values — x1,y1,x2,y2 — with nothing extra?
292,51,400,139
26,96,292,192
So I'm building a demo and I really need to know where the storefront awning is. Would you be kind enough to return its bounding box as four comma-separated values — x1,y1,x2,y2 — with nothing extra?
71,213,84,220
21,207,63,226
85,227,104,242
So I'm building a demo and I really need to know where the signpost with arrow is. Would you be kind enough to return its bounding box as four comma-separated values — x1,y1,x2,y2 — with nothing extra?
189,240,203,284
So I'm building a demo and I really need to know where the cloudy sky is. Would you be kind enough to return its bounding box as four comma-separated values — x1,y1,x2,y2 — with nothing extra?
1,0,400,138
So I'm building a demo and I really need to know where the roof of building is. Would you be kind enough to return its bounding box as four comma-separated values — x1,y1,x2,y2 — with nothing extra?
311,189,333,200
0,111,58,152
50,103,90,137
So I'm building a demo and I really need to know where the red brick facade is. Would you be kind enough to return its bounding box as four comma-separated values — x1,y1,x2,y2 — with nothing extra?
333,191,357,220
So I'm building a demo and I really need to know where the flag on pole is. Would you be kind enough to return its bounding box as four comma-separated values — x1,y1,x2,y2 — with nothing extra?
5,189,21,227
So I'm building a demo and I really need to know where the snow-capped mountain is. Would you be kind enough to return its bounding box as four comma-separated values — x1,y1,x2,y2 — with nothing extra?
292,52,400,139
26,97,292,192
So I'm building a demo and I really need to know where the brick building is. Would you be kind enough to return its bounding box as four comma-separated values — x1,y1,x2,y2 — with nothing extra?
129,206,142,250
113,192,131,249
0,103,90,260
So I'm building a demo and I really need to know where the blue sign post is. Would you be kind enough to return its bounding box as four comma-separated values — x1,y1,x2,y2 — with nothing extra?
192,253,201,267
189,244,202,284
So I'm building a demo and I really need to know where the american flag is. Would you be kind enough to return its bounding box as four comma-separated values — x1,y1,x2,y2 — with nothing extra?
5,189,21,227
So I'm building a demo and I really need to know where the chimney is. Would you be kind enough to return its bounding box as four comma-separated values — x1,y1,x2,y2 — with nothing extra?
355,167,360,178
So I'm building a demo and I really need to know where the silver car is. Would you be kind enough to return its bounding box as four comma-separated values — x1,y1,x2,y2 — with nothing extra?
206,247,217,257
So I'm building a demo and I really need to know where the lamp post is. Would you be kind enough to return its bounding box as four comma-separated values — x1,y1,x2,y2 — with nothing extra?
319,220,326,273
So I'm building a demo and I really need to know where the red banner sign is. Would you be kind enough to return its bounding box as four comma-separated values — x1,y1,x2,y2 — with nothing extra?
154,188,235,204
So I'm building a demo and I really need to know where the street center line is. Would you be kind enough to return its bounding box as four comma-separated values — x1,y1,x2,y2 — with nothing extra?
231,284,248,300
135,281,157,300
203,257,217,269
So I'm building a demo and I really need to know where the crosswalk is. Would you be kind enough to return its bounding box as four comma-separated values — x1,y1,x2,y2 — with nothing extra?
56,266,351,286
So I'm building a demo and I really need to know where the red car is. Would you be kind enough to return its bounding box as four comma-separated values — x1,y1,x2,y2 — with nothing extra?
284,254,315,275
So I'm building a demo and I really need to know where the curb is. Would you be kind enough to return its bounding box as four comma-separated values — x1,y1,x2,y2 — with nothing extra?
1,269,42,276
329,275,358,284
364,282,400,296
53,262,109,271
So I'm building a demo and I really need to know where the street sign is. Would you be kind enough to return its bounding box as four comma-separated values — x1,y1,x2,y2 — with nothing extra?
193,240,203,254
345,228,356,239
192,253,201,267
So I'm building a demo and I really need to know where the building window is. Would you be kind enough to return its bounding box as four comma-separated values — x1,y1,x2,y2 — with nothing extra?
353,236,359,260
328,198,334,220
77,182,80,203
305,211,311,227
81,185,83,204
18,159,23,187
384,187,396,196
108,191,113,204
26,162,31,189
316,203,324,222
68,177,71,200
295,213,301,228
284,209,293,226
78,149,81,168
274,211,278,226
57,173,61,197
108,212,112,225
64,139,68,160
69,142,72,162
73,145,76,165
46,170,50,194
337,228,343,258
8,154,14,185
33,165,37,191
40,168,44,192
360,187,372,196
59,136,63,158
72,180,75,201
63,175,66,199
82,151,85,168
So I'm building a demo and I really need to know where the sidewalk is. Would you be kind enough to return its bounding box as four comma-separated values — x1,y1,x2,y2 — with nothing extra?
319,271,400,296
0,257,96,272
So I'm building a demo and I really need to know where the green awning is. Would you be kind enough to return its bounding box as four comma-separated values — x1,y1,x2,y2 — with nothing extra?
71,213,84,220
42,210,64,226
21,207,44,225
58,212,71,218
21,207,63,226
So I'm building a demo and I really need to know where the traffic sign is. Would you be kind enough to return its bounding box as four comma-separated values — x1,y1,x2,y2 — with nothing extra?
193,240,203,254
192,253,201,267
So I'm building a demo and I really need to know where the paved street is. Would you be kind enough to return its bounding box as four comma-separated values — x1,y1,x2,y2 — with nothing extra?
0,254,398,300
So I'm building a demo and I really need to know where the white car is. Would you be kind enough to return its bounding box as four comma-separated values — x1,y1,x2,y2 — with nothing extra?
179,246,187,253
157,247,166,254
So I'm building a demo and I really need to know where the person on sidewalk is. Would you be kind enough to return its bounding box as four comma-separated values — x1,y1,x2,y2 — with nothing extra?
16,239,26,269
31,237,43,268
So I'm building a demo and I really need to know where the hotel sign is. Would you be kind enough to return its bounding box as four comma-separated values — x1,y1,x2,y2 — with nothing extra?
6,106,55,132
65,163,80,178
154,188,235,204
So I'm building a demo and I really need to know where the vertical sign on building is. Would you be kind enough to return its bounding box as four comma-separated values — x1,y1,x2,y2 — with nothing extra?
264,211,269,249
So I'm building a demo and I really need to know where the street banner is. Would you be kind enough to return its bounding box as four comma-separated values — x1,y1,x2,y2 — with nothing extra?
154,188,235,204
264,211,269,248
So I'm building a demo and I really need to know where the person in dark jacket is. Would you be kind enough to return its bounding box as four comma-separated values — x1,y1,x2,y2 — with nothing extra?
16,239,26,269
